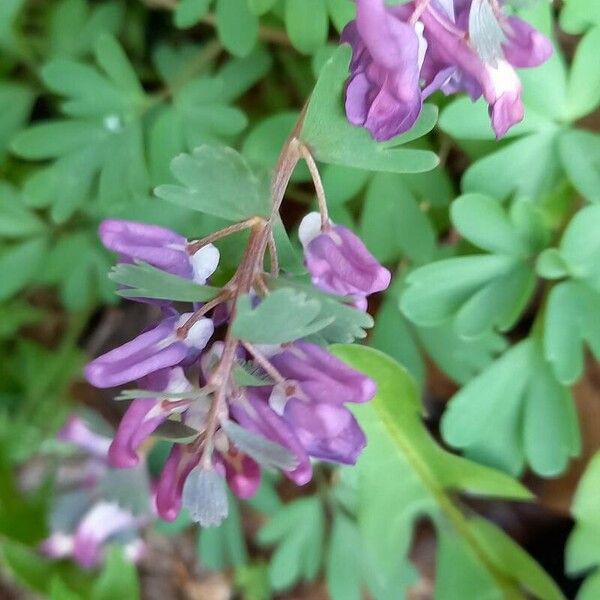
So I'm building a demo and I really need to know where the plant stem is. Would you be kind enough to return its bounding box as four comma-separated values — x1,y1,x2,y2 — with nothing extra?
299,142,329,227
197,108,308,464
186,217,260,255
241,342,287,384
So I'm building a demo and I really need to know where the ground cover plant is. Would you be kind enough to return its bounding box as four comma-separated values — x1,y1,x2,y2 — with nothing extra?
0,0,599,598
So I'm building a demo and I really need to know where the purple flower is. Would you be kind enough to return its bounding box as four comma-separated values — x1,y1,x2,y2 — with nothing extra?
283,399,366,464
99,219,219,284
342,0,552,139
72,502,144,568
58,415,111,460
85,314,214,388
155,444,201,521
108,368,194,468
299,212,391,309
219,449,261,499
231,392,313,485
341,0,424,141
42,501,144,568
270,341,376,405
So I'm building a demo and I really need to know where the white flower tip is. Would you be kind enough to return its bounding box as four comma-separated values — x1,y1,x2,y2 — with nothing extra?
190,243,220,285
298,212,323,248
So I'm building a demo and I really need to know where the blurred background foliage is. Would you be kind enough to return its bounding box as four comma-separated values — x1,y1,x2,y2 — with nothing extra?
1,0,600,598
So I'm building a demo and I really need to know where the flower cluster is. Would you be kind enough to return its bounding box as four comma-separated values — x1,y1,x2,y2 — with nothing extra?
342,0,552,140
41,416,152,568
84,215,390,526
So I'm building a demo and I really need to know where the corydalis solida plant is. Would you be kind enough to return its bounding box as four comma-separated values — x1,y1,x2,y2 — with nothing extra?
85,122,390,526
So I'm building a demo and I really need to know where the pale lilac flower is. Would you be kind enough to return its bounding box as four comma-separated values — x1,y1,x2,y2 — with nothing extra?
299,212,391,309
72,502,143,568
270,341,376,405
231,391,313,485
99,219,219,284
85,314,214,388
58,415,111,460
108,367,194,468
342,0,552,139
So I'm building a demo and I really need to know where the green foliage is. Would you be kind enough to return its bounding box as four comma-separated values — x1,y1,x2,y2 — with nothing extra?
156,145,271,221
537,204,600,384
332,344,562,600
402,194,545,339
441,338,580,477
257,496,325,591
566,452,600,600
233,288,334,344
110,261,222,302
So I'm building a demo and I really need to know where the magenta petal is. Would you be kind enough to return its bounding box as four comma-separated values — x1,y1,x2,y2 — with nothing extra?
271,342,377,405
283,400,366,465
304,224,390,299
223,453,261,499
109,398,165,468
155,445,200,521
503,17,553,68
99,219,191,279
231,394,312,485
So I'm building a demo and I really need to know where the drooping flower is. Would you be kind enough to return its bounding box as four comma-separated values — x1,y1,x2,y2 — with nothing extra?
85,314,214,388
341,0,553,139
108,367,195,468
99,219,219,284
299,212,391,309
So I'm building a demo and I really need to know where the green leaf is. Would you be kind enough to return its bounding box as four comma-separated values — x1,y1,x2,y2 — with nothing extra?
560,0,600,33
268,276,374,343
156,145,271,221
463,130,561,201
567,27,600,119
198,492,248,570
450,194,532,256
232,288,334,344
326,0,355,31
0,82,34,160
257,497,325,591
242,112,310,182
326,513,363,600
248,0,278,15
441,338,580,477
0,237,48,301
0,183,45,239
47,0,124,59
216,0,258,57
544,203,600,288
109,261,221,302
300,46,439,174
174,0,211,28
91,548,140,600
558,129,600,204
359,174,436,264
440,96,551,141
567,452,600,591
285,0,329,54
543,281,600,385
330,345,561,599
